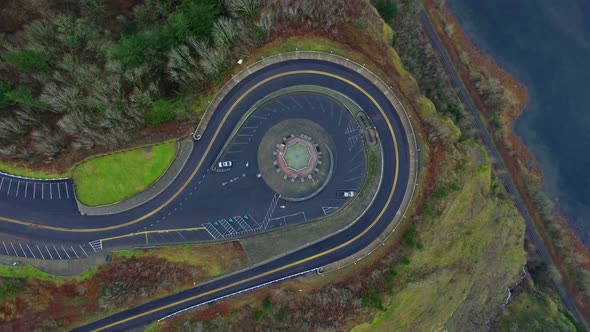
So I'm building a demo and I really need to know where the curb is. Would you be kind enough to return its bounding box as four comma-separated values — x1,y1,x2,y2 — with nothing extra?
76,138,194,216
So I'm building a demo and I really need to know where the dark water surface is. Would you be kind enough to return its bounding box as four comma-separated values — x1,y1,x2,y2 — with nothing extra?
447,0,590,245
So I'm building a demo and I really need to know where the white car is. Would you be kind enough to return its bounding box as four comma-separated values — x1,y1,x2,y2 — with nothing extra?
218,160,232,168
337,190,355,198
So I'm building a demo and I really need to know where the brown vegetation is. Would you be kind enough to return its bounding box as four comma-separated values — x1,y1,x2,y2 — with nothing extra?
0,241,247,330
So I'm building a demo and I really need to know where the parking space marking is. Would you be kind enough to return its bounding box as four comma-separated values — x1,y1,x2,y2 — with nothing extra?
79,245,88,257
350,148,363,161
203,223,223,239
268,211,307,226
236,216,251,230
50,183,53,200
58,183,61,199
348,163,363,173
322,206,340,216
53,246,62,259
18,243,27,257
71,246,79,258
289,95,304,110
7,179,12,195
2,241,8,255
345,175,365,183
0,177,4,191
45,245,53,259
65,183,69,198
89,240,101,251
10,242,18,256
42,183,44,200
24,182,28,198
36,244,45,259
16,181,21,197
26,244,36,258
33,183,36,199
62,246,71,259
275,100,291,110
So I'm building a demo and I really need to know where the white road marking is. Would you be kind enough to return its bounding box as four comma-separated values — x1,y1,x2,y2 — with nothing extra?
10,242,18,256
62,246,71,259
0,177,4,191
345,175,365,183
33,183,36,199
2,241,8,255
7,179,12,195
50,183,53,200
71,246,79,258
42,183,44,200
58,183,61,199
79,245,88,257
25,182,28,198
65,183,69,198
16,181,20,197
45,245,54,259
36,244,45,259
18,243,27,257
26,244,36,258
53,246,62,259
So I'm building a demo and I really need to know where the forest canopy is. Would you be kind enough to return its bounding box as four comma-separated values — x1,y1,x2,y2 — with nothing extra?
0,0,268,163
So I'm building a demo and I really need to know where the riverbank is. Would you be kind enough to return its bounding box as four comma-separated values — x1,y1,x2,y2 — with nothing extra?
423,0,590,323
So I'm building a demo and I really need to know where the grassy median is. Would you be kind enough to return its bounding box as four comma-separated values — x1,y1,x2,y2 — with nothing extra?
72,142,177,207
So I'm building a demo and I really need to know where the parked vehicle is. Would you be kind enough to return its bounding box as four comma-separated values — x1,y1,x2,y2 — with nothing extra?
337,190,355,198
218,160,232,168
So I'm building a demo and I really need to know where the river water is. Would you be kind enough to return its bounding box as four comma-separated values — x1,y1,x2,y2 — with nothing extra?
447,0,590,245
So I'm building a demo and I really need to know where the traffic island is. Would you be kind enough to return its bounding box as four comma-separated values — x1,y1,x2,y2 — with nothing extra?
257,118,335,201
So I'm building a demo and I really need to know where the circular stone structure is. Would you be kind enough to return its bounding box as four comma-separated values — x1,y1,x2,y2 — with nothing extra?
277,136,317,177
258,118,335,201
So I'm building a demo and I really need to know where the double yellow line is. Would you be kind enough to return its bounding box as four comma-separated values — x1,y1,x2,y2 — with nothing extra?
88,70,401,330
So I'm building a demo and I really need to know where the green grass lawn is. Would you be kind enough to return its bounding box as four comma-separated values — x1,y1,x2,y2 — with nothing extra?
72,142,177,206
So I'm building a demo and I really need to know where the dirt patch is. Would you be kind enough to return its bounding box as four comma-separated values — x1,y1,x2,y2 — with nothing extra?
142,147,153,159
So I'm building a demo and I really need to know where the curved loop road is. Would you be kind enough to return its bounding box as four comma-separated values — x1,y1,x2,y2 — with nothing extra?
64,54,417,330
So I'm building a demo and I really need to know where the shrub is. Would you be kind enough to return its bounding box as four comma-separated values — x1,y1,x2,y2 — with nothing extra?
0,79,14,109
403,226,418,248
3,49,52,73
376,0,398,21
147,98,181,125
5,87,45,109
113,30,167,69
165,0,220,45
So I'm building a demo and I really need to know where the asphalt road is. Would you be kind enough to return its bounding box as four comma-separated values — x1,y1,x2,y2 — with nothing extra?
66,57,413,330
0,55,412,328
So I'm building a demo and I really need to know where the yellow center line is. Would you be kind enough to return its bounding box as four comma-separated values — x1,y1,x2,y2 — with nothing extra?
89,70,401,331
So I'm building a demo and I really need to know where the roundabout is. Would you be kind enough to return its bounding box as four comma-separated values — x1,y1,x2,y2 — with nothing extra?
0,52,417,331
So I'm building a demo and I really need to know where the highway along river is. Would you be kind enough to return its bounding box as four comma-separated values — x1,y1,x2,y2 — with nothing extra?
449,0,590,246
